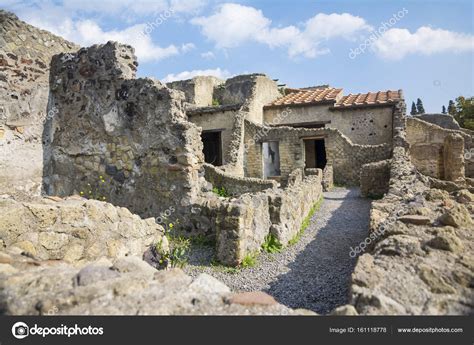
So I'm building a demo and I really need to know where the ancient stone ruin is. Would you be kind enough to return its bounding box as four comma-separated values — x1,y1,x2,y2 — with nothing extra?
1,10,472,315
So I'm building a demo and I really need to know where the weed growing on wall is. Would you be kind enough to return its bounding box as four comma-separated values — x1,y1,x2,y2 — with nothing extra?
79,176,108,201
288,196,324,246
212,186,230,197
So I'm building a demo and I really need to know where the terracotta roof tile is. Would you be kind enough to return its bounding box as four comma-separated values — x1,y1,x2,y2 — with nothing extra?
334,90,403,108
265,87,403,109
264,88,343,108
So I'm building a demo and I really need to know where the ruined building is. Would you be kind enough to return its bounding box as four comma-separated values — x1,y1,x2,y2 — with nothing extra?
0,10,473,315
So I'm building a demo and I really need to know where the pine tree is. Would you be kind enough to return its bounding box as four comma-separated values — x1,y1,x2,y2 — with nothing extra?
448,100,456,116
416,98,425,114
410,101,417,115
442,105,447,114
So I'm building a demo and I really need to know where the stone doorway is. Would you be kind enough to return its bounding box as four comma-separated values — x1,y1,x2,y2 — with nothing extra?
202,130,222,166
304,138,327,169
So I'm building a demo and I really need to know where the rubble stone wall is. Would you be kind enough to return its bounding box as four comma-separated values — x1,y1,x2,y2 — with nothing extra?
406,117,471,180
264,104,394,145
360,159,391,198
213,172,323,265
214,74,281,124
244,120,391,186
268,173,323,245
0,10,78,197
203,163,277,196
45,42,205,221
167,76,223,106
414,113,461,130
0,195,165,263
187,108,239,166
345,101,474,315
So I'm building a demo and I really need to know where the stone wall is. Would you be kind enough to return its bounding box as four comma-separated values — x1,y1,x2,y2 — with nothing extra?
244,120,391,186
0,10,79,197
341,101,474,315
360,159,391,198
0,195,165,263
0,253,309,315
167,76,223,106
268,173,323,245
214,74,281,124
406,117,471,180
264,104,394,145
45,42,205,222
211,172,323,265
203,163,277,196
187,107,240,166
414,113,461,130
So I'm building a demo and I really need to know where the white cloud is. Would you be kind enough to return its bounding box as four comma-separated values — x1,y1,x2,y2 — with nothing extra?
181,43,196,53
191,3,372,58
24,17,180,62
372,26,474,60
162,68,231,82
4,0,208,63
201,51,216,59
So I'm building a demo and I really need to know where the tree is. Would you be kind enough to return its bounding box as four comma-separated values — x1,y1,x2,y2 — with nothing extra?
410,101,417,115
453,96,474,130
448,100,456,116
416,98,425,114
442,105,447,114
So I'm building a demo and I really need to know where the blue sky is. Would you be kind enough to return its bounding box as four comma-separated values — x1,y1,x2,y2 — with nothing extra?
2,0,473,112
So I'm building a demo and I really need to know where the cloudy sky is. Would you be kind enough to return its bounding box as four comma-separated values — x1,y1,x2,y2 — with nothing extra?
2,0,473,112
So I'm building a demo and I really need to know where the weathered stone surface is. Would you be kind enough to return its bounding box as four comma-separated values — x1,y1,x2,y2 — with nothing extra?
398,215,431,225
329,305,359,315
229,291,277,306
439,204,473,228
455,189,474,204
0,195,165,263
0,10,79,197
427,227,464,253
44,41,205,225
349,104,474,315
0,254,308,315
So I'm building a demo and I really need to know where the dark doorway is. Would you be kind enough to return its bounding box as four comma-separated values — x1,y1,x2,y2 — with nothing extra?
304,138,327,169
202,131,222,166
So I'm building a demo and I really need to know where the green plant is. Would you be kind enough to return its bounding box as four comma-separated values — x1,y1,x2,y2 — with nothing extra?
261,234,282,254
79,175,108,201
212,99,220,106
155,234,190,269
241,251,259,268
169,235,190,268
288,196,324,246
191,234,216,247
155,220,191,268
212,186,229,198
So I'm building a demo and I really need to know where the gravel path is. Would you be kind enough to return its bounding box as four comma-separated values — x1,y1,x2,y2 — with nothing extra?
184,187,371,314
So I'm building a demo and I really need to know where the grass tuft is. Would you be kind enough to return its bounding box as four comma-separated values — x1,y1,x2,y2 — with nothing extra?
288,196,324,246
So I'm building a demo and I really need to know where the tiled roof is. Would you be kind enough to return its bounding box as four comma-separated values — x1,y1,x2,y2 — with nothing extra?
333,90,403,108
264,88,343,108
265,88,403,109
